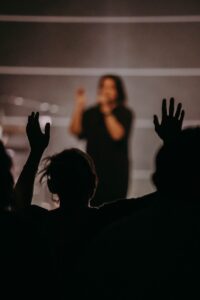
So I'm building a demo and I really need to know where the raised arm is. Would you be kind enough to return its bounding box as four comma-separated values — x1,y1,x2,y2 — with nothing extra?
153,97,185,144
69,88,86,136
14,112,50,210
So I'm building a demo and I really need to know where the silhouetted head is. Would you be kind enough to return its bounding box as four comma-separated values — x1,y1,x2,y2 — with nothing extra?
40,148,98,210
0,140,14,210
152,127,200,200
98,74,127,105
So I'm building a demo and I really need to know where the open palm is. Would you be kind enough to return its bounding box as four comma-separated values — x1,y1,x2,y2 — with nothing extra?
26,112,50,153
154,98,185,143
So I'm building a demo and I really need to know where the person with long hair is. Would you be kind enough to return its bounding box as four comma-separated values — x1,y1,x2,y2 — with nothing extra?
69,75,133,206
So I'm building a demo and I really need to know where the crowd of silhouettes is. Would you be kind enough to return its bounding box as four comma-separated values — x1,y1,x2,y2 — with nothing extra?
1,97,200,299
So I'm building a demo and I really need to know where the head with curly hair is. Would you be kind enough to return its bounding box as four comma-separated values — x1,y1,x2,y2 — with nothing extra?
40,148,98,211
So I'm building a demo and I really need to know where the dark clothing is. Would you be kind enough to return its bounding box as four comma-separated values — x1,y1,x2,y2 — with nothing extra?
78,192,200,300
80,104,133,206
24,205,104,270
0,209,51,299
98,191,159,225
20,193,157,298
23,194,152,274
23,205,100,299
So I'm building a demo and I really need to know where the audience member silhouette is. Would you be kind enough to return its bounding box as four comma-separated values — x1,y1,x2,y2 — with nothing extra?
0,140,14,212
0,140,52,298
14,112,100,297
153,127,200,201
76,99,200,300
2,140,62,300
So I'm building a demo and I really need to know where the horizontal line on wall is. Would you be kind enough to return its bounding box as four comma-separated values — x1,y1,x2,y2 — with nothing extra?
1,67,200,76
0,15,200,24
1,116,199,129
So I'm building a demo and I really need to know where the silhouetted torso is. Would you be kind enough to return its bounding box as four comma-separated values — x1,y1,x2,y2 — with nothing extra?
0,208,53,299
77,192,200,300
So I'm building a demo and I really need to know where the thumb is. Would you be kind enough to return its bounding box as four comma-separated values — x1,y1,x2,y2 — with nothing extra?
153,115,160,132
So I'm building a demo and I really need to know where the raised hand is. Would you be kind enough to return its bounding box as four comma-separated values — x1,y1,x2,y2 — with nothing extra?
26,112,50,154
154,98,185,143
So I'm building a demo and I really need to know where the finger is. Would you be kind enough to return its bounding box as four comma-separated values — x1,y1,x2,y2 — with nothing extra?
26,115,33,132
28,112,35,125
34,112,40,128
175,103,182,119
162,99,167,119
179,110,185,127
169,97,175,117
153,115,160,131
28,112,34,121
35,112,39,121
45,123,50,138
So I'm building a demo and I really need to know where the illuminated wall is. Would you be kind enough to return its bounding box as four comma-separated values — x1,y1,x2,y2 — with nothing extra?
0,0,200,206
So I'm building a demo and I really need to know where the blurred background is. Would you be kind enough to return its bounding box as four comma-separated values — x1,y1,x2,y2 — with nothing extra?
0,0,200,208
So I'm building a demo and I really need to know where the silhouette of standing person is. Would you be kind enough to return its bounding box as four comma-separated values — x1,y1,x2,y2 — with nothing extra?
14,112,99,298
69,75,133,206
